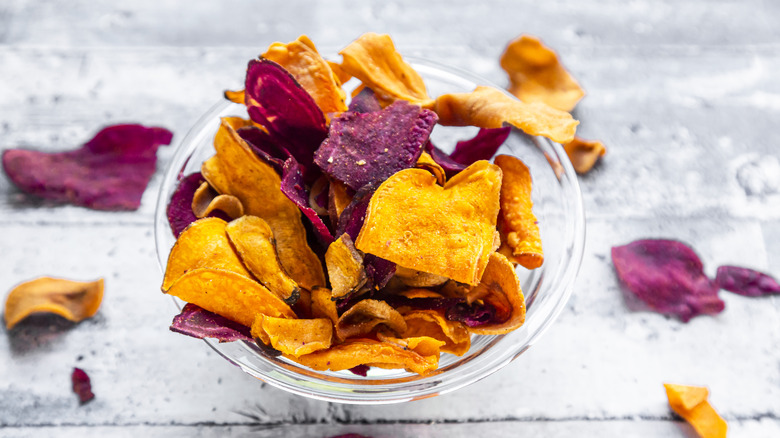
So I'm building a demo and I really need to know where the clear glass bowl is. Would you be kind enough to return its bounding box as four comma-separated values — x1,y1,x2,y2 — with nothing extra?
154,57,585,404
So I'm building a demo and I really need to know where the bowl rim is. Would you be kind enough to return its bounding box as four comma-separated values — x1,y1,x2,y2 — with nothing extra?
154,56,586,404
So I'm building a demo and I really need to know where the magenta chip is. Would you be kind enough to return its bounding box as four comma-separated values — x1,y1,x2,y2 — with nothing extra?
450,127,511,165
715,265,780,297
71,367,95,404
280,158,334,246
170,303,253,342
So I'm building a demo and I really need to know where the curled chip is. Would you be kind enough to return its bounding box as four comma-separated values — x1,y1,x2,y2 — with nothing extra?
2,124,172,211
394,266,448,288
563,137,606,174
339,32,433,107
433,85,578,144
500,35,585,112
191,182,245,220
201,155,231,195
310,286,339,325
262,35,348,119
4,277,104,330
251,314,333,357
165,268,295,327
494,155,544,269
664,383,728,438
280,157,335,245
292,338,439,375
225,215,302,305
170,303,253,342
450,127,512,167
335,299,407,340
328,179,353,227
402,310,471,356
161,217,250,292
325,234,368,299
213,117,326,290
461,252,526,335
356,161,502,285
415,152,447,185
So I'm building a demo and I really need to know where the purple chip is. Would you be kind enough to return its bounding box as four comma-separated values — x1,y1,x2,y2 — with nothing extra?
450,127,511,165
170,303,253,342
314,100,438,191
446,301,497,327
71,367,95,404
426,141,466,178
166,172,205,238
236,125,289,175
2,124,172,210
280,158,335,246
348,364,370,377
611,239,725,322
715,265,780,297
348,87,382,114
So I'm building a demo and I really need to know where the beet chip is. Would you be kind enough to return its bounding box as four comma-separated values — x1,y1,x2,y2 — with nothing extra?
314,100,438,191
450,127,511,166
426,141,466,178
71,367,95,404
170,303,253,342
611,239,725,322
280,158,335,245
715,266,780,297
167,172,206,237
2,124,172,210
348,87,382,114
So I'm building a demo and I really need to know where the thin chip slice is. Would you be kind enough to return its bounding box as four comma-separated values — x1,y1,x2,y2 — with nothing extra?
338,33,433,107
213,117,326,290
355,161,502,285
664,383,728,438
165,268,295,327
224,89,245,104
225,215,302,304
311,286,339,325
292,338,439,375
4,277,104,329
161,217,250,291
394,265,448,288
325,234,368,299
415,152,446,185
563,137,606,174
170,303,253,342
403,310,471,356
450,127,512,166
494,155,543,269
715,265,780,297
251,314,333,357
500,35,585,112
328,178,353,227
335,299,407,340
201,155,231,195
167,172,207,237
433,86,578,144
191,182,244,219
262,35,348,119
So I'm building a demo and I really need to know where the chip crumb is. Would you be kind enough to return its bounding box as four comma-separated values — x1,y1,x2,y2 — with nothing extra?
327,156,334,163
384,148,388,153
356,159,367,166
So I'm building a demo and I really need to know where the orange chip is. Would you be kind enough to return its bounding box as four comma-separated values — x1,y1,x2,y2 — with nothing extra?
263,35,348,119
339,32,433,107
402,310,471,356
563,137,606,174
375,332,446,358
225,215,302,304
415,151,446,185
292,338,439,375
328,178,352,225
465,252,526,335
494,155,543,269
394,265,448,288
433,85,578,144
161,217,251,291
200,155,231,195
355,161,501,285
251,315,333,357
223,89,245,105
165,268,295,327
310,286,338,325
325,234,368,299
664,383,728,438
191,182,244,220
335,299,407,340
327,60,352,85
4,277,104,330
213,116,326,290
500,35,585,112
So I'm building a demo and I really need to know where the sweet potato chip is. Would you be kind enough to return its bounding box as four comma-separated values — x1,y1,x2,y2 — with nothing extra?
339,33,433,107
394,266,448,288
335,299,407,340
170,303,253,342
167,172,207,237
224,89,245,104
433,86,578,144
327,60,352,85
225,215,302,304
292,338,439,375
563,137,606,174
348,87,382,114
161,217,250,291
2,124,172,210
494,155,543,269
664,383,728,438
236,124,288,175
325,234,368,299
165,268,295,327
212,117,326,290
355,161,502,285
715,265,780,297
251,314,333,357
191,182,244,219
500,35,585,112
415,152,446,186
262,35,348,119
201,155,231,195
308,175,330,216
328,178,353,227
311,286,339,325
402,310,471,356
4,277,104,329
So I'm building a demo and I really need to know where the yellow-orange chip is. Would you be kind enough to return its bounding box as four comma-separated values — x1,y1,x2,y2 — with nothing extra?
4,277,104,330
465,252,526,335
664,383,728,438
328,178,353,222
336,299,407,340
213,116,326,290
394,265,448,288
201,155,231,195
327,60,352,85
494,155,543,269
415,151,446,185
165,268,295,327
292,338,439,375
433,85,578,144
161,217,250,291
500,35,585,112
325,234,367,300
355,161,502,285
563,137,606,174
339,32,433,107
251,315,333,357
310,286,338,325
402,310,471,356
263,35,348,119
191,182,244,219
223,89,245,105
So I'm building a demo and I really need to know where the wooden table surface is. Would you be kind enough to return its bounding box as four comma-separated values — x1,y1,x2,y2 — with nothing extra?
1,1,779,436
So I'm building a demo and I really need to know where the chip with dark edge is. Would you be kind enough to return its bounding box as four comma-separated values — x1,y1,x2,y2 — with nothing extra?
170,303,253,343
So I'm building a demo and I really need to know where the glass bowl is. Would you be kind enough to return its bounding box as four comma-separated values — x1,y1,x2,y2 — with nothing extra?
154,57,585,404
